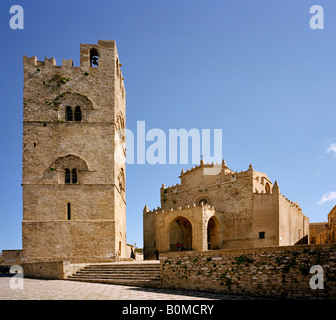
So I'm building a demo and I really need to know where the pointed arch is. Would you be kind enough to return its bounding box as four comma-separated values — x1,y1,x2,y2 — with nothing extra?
207,215,221,250
168,216,192,251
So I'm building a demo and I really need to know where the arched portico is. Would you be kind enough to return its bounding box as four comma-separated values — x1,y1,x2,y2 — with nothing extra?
207,215,221,250
168,216,192,251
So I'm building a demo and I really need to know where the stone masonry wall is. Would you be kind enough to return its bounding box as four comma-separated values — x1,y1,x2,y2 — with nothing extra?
22,41,127,263
160,244,336,299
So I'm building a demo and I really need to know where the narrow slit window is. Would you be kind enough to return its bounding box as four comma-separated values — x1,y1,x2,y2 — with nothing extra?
65,106,73,121
67,203,71,220
72,168,77,184
74,106,82,121
65,168,71,184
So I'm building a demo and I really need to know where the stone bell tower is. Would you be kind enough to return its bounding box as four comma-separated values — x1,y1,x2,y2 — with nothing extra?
22,40,126,263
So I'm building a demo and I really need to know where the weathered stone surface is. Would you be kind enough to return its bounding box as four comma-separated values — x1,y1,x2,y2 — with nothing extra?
22,41,126,263
160,244,336,299
144,161,309,259
310,205,336,244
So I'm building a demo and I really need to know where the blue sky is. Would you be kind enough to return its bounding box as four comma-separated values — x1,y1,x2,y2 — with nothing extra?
0,0,335,250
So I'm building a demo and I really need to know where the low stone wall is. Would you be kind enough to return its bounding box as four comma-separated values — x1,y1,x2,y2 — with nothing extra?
1,250,22,265
159,244,336,299
22,261,72,280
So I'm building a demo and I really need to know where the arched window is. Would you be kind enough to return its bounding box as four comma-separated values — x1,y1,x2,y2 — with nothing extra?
72,169,77,184
65,168,71,184
265,183,271,194
199,199,207,205
58,92,94,123
74,106,82,121
65,106,73,121
65,168,78,184
52,154,89,185
90,48,99,67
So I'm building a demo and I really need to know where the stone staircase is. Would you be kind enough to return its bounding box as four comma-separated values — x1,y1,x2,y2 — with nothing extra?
66,262,162,288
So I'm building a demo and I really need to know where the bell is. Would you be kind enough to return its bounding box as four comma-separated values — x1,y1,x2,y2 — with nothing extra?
91,56,99,66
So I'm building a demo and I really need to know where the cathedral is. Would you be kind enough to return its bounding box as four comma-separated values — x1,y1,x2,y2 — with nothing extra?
143,159,309,259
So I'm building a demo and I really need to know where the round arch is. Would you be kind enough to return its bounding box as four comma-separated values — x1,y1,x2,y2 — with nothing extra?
51,154,90,171
57,92,96,122
168,216,192,252
193,193,212,206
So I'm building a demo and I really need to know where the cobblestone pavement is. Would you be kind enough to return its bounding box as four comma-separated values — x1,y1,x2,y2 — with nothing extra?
0,275,259,300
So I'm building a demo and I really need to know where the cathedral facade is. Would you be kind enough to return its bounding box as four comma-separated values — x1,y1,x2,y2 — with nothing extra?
143,160,309,259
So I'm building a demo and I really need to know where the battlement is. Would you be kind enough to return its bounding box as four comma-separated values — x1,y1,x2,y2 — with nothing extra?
144,203,215,215
23,55,75,68
179,159,236,178
160,160,254,193
282,194,302,211
23,40,124,79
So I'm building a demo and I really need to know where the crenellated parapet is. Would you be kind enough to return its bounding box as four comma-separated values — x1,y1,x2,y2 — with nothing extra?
161,160,255,196
23,40,125,86
282,194,302,211
179,159,237,178
144,202,215,215
23,56,73,68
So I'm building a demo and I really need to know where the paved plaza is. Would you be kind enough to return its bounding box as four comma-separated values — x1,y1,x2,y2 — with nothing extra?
0,275,259,300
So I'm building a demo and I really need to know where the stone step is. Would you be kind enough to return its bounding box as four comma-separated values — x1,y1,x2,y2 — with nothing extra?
84,264,160,269
85,265,160,270
69,274,160,280
66,262,162,288
76,271,160,277
70,270,160,277
80,269,159,274
66,277,162,288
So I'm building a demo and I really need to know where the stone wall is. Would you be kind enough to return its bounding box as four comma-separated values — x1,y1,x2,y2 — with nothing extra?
159,244,336,299
22,40,127,263
23,261,69,280
310,205,336,244
1,250,22,265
